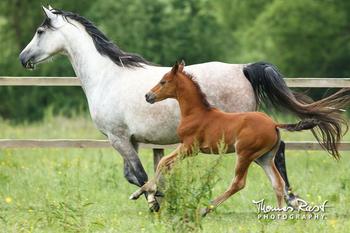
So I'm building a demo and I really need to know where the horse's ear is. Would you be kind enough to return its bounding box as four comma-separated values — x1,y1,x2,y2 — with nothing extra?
171,61,179,74
42,6,55,19
178,60,185,72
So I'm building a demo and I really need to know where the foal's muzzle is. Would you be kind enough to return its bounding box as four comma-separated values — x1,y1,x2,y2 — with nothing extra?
145,92,156,104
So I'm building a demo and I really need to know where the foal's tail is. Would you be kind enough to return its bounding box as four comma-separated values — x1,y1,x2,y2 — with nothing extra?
244,62,350,159
277,119,321,132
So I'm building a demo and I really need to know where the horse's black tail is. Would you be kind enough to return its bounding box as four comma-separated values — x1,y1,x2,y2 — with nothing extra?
243,62,314,108
243,62,350,159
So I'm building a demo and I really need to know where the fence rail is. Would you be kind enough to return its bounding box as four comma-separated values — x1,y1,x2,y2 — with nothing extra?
0,139,349,151
0,76,349,164
0,77,350,87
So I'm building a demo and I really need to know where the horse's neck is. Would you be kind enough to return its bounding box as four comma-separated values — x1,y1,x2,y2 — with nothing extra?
64,30,121,95
176,75,208,118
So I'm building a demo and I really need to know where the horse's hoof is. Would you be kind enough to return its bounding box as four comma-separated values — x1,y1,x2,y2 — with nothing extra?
286,192,301,209
289,197,300,209
149,201,160,212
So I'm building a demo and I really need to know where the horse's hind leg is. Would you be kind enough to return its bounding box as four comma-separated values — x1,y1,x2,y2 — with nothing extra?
274,141,290,190
201,154,252,216
274,141,299,205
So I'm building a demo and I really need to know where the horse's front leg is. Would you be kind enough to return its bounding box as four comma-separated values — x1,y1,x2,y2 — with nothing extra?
129,144,185,211
109,134,148,187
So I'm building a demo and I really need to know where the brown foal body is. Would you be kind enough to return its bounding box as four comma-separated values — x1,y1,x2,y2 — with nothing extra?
175,74,278,156
131,61,349,215
132,62,288,214
161,67,284,214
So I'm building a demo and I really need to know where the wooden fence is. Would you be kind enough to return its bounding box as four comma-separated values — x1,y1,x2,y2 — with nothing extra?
0,77,349,87
0,77,349,164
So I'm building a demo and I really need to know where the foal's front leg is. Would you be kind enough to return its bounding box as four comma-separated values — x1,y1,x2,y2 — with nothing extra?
129,145,186,210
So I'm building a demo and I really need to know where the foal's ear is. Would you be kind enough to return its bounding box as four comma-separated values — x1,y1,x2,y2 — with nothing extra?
178,60,185,72
171,61,179,74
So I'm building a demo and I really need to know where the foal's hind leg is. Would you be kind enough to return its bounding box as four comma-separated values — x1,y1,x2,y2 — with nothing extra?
201,154,252,216
256,151,287,208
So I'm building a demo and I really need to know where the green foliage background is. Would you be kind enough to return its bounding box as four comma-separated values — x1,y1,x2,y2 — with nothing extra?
0,0,349,121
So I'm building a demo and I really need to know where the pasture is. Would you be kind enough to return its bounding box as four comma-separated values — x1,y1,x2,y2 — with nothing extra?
0,115,349,233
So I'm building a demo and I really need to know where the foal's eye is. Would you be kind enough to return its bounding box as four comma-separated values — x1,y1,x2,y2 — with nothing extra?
37,29,44,35
160,80,166,85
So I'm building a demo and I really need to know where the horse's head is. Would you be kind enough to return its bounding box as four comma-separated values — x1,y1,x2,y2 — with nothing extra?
19,6,69,69
145,60,185,104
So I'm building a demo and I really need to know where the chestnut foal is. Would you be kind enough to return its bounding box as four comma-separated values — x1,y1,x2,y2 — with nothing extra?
130,61,349,215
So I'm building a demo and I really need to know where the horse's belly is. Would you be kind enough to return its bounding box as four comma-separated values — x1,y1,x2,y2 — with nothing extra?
133,132,179,145
125,99,181,144
131,119,180,144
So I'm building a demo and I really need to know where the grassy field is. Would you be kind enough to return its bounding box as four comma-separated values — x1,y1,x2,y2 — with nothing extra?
0,115,349,233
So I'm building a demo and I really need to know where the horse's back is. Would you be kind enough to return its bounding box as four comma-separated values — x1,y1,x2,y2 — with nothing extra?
185,62,256,113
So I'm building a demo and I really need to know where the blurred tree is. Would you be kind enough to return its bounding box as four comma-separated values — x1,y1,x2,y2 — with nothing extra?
212,0,272,60
89,0,226,66
235,0,349,77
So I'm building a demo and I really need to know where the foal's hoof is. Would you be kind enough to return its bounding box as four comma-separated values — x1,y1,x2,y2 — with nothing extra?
200,204,215,217
200,208,209,217
148,200,160,212
129,189,144,200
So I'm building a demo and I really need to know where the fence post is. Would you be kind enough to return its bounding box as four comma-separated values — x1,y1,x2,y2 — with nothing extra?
153,148,164,171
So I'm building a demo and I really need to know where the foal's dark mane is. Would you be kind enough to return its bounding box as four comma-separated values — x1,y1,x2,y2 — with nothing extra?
181,71,212,109
43,9,152,68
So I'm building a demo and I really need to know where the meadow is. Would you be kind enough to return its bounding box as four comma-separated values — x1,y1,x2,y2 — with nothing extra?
0,115,349,233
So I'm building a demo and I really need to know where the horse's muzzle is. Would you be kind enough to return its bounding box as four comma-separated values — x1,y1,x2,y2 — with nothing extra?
19,51,35,69
145,92,156,104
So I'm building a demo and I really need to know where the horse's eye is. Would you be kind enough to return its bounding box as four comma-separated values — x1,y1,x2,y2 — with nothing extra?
37,29,44,35
160,80,166,85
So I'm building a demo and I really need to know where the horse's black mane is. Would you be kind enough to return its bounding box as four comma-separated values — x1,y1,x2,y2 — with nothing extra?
182,71,212,109
43,9,152,68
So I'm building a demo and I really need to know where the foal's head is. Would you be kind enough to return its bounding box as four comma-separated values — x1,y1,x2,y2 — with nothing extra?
145,61,185,104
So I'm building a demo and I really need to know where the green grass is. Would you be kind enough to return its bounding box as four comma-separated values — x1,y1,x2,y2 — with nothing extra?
0,116,349,232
